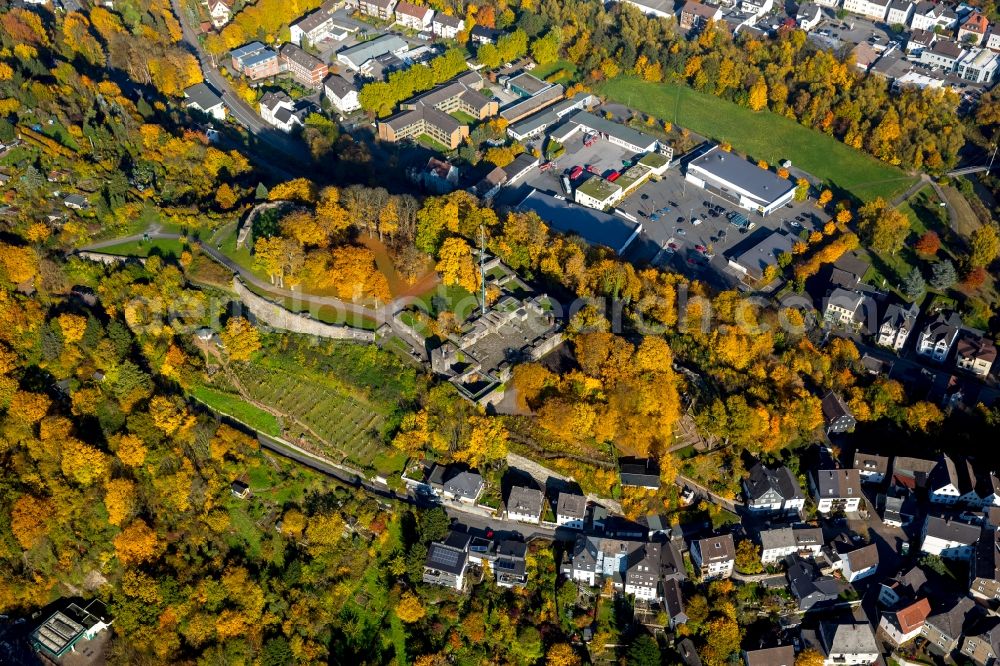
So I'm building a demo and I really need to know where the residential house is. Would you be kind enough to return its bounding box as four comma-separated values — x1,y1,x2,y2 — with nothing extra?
206,0,233,28
663,578,688,628
797,2,823,30
812,469,863,514
471,167,507,200
743,462,806,514
502,153,540,186
679,1,724,31
620,458,661,489
917,311,964,361
63,194,88,210
324,75,360,115
817,621,880,665
972,527,1000,601
469,26,501,44
977,472,1000,508
843,0,890,20
919,39,967,71
877,598,932,647
360,0,397,20
929,453,978,505
555,493,587,529
891,456,937,490
230,480,251,499
432,14,464,39
230,42,281,80
482,539,529,588
922,596,976,655
839,543,879,582
423,531,471,590
960,11,990,45
961,617,1000,666
877,302,919,351
625,542,671,600
759,527,824,564
428,464,484,503
956,332,997,377
879,566,928,607
921,515,980,559
420,157,460,193
259,92,305,132
853,451,890,483
910,0,958,31
507,486,544,524
881,490,917,528
291,4,353,47
183,82,226,121
740,0,774,18
822,391,857,434
743,646,795,666
691,534,736,579
986,28,1000,50
395,1,434,29
279,44,328,89
885,0,914,25
906,28,936,53
813,0,841,8
561,534,684,596
823,288,870,331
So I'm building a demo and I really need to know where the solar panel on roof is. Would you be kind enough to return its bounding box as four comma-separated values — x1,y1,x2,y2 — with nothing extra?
431,546,461,567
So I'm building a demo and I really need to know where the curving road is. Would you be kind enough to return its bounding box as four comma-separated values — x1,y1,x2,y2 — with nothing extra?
168,0,311,164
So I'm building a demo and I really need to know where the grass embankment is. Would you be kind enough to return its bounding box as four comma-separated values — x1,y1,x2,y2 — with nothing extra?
190,385,282,437
98,238,187,258
598,78,917,202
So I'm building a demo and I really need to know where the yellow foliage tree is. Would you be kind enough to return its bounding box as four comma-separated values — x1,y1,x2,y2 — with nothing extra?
104,478,136,526
61,439,108,486
436,237,479,294
395,592,426,624
221,317,260,362
546,643,581,666
116,433,148,468
114,519,159,565
11,495,52,549
269,178,317,203
453,416,509,469
58,313,88,344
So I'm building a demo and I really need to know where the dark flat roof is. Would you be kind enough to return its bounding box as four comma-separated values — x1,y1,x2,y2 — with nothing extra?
516,189,641,254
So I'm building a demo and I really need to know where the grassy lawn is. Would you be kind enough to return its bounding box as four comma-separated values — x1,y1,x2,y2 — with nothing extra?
190,385,282,437
98,238,187,258
897,186,946,236
598,78,917,202
449,110,478,125
415,283,478,321
533,59,578,81
372,450,408,477
417,133,451,153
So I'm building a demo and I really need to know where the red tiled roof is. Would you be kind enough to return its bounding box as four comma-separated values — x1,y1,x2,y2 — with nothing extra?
897,598,931,634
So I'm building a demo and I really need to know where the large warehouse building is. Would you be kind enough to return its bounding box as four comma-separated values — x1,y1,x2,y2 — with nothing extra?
685,145,796,216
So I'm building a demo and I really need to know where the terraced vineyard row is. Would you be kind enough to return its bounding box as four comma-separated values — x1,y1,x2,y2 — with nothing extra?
230,363,386,466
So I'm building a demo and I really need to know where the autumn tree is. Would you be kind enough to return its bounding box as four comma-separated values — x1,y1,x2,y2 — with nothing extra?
114,519,160,565
395,591,426,624
546,643,581,666
915,231,941,255
436,237,479,294
221,317,260,362
969,223,999,268
734,539,763,573
453,416,509,469
857,198,910,255
11,495,52,549
105,478,136,526
115,433,148,468
748,78,768,111
796,649,825,666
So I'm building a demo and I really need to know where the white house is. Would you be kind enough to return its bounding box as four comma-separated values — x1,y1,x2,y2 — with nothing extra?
877,302,918,351
797,2,824,30
691,534,735,579
853,451,890,483
811,469,863,515
878,598,931,647
910,1,958,31
921,515,980,559
324,75,360,115
183,83,227,121
760,527,824,564
916,311,963,361
957,48,1000,83
432,14,465,39
506,486,544,524
843,0,890,21
928,454,979,505
259,92,304,132
956,331,998,376
395,0,434,29
840,544,879,582
885,0,914,25
740,0,774,18
976,472,1000,508
556,493,587,530
818,622,880,666
743,462,806,514
206,0,233,28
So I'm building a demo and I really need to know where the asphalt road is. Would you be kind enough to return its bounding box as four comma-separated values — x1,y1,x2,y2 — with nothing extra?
168,0,312,166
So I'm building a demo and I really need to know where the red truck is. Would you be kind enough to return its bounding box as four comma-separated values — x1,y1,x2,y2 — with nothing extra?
569,166,584,180
607,170,620,182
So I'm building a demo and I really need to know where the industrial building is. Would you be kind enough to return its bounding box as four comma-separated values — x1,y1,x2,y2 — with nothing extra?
517,189,643,255
685,145,796,216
